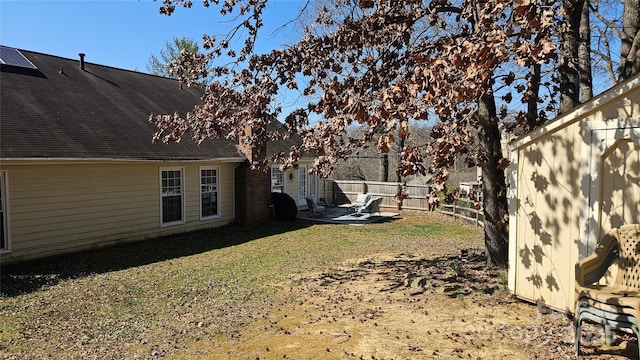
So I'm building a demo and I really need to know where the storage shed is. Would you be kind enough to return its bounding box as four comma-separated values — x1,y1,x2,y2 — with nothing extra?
507,74,640,313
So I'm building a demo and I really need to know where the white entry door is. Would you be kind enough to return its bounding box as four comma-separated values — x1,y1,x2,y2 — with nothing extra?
298,166,307,206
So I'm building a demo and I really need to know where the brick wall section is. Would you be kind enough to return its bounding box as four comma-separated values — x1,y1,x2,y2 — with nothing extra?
234,161,272,226
235,124,274,226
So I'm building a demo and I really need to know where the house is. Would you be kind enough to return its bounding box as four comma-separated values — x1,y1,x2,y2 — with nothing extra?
0,46,322,264
458,180,482,202
269,163,328,207
507,73,640,312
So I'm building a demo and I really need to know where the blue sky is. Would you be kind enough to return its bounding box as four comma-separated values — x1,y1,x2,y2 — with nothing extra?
0,0,622,114
0,0,306,73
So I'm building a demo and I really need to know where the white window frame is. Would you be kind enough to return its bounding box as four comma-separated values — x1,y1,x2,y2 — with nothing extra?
298,165,307,206
308,172,318,201
271,166,284,193
0,171,10,253
199,166,220,220
159,167,185,227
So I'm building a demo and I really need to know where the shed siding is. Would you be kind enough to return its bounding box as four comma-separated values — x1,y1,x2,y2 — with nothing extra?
513,121,582,311
600,140,640,234
511,78,640,311
0,161,237,263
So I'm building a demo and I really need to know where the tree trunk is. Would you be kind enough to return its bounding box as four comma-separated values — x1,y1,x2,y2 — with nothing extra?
526,63,541,131
579,0,593,101
478,86,509,269
395,138,405,183
559,0,583,114
380,153,389,182
619,0,640,81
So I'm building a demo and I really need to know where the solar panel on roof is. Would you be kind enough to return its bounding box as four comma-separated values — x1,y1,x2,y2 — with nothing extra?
0,46,37,69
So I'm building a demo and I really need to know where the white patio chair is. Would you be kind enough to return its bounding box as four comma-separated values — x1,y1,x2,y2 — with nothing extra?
305,197,326,217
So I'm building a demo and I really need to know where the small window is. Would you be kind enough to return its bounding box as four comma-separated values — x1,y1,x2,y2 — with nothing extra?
200,167,219,219
271,167,284,193
160,168,184,225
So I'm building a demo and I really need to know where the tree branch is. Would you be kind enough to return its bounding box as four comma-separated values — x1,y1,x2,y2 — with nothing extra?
589,1,622,39
592,26,618,83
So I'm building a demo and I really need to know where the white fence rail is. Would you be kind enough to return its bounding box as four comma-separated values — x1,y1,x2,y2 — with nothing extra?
438,198,484,227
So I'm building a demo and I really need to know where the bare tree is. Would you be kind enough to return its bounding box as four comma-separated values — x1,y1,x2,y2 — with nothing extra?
589,0,640,84
590,0,623,84
332,123,433,182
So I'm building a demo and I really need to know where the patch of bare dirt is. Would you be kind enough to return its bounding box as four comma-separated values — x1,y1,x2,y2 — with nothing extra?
204,250,637,359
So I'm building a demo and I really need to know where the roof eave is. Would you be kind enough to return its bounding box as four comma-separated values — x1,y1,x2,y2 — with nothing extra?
509,74,640,151
0,156,247,164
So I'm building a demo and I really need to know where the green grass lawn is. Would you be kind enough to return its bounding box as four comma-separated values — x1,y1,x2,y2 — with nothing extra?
0,211,482,359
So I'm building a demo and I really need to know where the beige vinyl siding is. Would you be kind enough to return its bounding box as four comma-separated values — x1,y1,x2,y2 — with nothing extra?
0,161,238,263
509,76,640,312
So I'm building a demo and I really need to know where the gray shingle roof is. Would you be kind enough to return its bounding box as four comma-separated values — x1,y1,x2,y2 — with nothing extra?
0,48,243,161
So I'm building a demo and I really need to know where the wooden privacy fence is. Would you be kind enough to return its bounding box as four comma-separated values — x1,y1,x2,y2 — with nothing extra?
332,180,431,210
331,180,484,227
